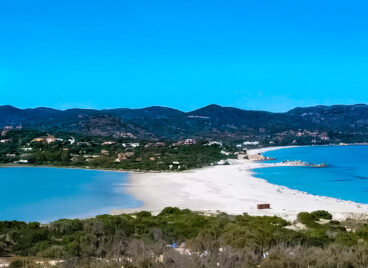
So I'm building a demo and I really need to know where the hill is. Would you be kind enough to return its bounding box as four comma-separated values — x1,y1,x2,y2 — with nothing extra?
1,104,368,145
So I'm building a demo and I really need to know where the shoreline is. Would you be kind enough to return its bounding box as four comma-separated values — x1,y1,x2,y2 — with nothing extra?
0,164,157,174
0,143,364,172
113,145,368,220
2,144,368,221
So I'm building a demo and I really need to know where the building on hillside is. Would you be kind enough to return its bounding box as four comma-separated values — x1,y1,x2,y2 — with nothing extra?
320,133,330,141
101,149,109,155
115,153,127,162
172,141,183,147
102,141,116,145
184,139,196,145
154,142,166,147
45,135,56,144
115,152,135,162
243,141,260,146
77,142,90,146
144,142,165,148
125,152,135,157
31,135,57,144
207,141,222,146
120,132,136,138
32,137,45,142
122,142,140,148
68,137,76,145
144,143,154,148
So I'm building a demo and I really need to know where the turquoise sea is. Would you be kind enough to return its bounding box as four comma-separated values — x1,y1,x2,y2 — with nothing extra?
0,167,140,222
253,145,368,204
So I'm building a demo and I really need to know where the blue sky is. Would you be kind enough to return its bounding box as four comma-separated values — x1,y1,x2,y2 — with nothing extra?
1,0,367,112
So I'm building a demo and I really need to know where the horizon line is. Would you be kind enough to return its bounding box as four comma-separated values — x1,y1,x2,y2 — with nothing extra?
1,103,367,114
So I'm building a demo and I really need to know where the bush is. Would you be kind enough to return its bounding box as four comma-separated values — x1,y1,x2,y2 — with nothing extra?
48,219,83,235
355,225,368,240
310,210,332,220
297,212,315,225
0,209,364,267
158,207,183,216
136,211,152,218
297,211,332,227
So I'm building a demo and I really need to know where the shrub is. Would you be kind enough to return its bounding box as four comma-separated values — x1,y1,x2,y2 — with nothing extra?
48,219,83,235
310,210,332,220
297,211,332,228
136,211,152,218
158,207,183,216
297,212,315,225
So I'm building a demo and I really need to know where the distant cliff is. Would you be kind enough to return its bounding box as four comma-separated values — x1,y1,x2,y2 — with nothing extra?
1,104,368,145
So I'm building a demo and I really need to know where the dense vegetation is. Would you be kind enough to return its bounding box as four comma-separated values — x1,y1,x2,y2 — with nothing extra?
1,208,368,267
0,130,235,171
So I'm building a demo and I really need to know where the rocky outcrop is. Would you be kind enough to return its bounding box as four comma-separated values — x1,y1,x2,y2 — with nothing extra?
246,153,275,161
274,160,327,168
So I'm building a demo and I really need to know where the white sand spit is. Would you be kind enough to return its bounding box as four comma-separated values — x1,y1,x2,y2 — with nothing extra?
112,147,368,221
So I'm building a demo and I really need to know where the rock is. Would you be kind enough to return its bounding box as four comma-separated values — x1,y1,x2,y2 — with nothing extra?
274,160,327,168
247,153,275,161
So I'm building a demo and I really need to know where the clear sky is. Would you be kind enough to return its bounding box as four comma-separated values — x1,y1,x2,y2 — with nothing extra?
1,0,367,112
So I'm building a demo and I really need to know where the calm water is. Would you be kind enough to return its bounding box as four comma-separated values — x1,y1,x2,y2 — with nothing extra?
253,145,368,203
0,167,140,222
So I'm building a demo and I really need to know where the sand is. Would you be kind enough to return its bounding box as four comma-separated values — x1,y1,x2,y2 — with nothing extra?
112,147,368,221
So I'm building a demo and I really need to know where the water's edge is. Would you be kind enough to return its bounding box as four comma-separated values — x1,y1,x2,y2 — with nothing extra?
252,145,368,204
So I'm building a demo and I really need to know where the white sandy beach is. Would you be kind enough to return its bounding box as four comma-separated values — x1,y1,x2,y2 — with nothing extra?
112,147,368,220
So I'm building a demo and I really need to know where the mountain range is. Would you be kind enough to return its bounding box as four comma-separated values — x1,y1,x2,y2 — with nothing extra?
1,104,368,144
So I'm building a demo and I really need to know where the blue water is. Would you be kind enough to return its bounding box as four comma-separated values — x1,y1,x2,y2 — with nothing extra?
0,167,141,222
253,145,368,203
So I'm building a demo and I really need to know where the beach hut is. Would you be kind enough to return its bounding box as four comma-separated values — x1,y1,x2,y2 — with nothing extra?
257,204,271,209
